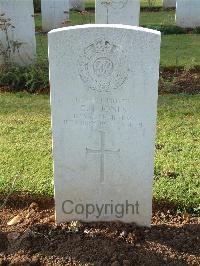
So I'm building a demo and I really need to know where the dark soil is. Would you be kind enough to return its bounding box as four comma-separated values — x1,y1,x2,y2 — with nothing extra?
1,68,199,96
25,68,200,95
159,68,200,95
0,195,199,266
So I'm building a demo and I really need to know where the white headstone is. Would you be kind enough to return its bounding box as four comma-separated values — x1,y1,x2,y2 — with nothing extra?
176,0,200,28
70,0,85,11
49,24,161,227
41,0,69,32
163,0,176,8
95,0,140,26
0,0,36,66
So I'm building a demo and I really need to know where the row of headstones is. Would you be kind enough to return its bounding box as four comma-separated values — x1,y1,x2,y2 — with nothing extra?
163,0,200,28
42,0,200,32
42,0,162,32
0,0,84,65
42,0,84,32
97,0,200,29
0,0,200,66
42,0,139,31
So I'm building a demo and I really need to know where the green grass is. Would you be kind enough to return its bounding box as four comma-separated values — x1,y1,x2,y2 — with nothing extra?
140,0,162,8
69,10,94,26
35,11,200,68
34,13,41,31
0,93,199,212
35,10,176,30
154,94,200,212
141,10,175,25
69,10,176,26
36,32,200,68
0,93,52,196
36,34,48,60
161,34,200,67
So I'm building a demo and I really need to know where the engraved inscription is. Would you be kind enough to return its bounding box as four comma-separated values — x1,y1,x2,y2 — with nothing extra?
101,0,128,9
78,39,129,92
63,97,135,129
86,131,120,183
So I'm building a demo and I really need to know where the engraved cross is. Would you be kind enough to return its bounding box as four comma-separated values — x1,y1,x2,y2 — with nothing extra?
86,131,120,183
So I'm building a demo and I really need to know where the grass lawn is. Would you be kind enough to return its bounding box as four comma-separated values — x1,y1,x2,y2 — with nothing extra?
35,11,200,68
36,32,200,68
141,10,175,25
67,10,175,26
140,0,162,7
35,10,176,31
0,93,199,212
161,34,200,67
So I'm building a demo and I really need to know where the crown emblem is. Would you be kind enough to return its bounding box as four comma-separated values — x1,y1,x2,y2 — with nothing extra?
78,39,129,93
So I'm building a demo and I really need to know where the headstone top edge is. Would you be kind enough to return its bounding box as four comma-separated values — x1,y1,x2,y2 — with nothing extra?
48,24,161,36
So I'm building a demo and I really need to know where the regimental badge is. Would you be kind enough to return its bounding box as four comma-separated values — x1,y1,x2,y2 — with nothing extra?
78,39,129,93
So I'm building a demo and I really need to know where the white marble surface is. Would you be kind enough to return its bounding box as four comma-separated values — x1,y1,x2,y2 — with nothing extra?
176,0,200,28
0,0,36,66
49,24,161,227
95,0,140,26
41,0,69,32
163,0,176,8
